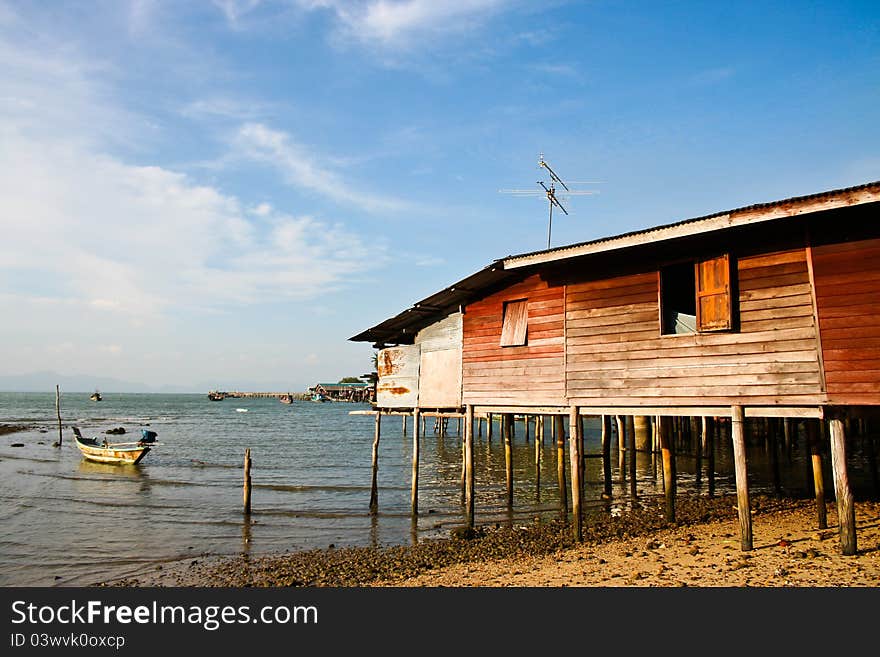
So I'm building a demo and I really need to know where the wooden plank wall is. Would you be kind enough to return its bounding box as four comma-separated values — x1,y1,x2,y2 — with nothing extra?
417,313,463,408
462,274,566,406
812,237,880,405
565,249,824,406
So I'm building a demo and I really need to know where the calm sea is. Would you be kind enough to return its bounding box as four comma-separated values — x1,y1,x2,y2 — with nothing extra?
0,391,875,586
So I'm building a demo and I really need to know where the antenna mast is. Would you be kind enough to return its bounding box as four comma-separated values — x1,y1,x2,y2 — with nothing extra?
499,153,599,249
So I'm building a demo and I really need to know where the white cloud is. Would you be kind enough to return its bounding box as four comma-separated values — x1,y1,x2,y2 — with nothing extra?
233,122,409,213
297,0,507,49
0,13,386,322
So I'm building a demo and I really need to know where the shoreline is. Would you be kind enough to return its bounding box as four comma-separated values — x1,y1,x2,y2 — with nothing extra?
100,494,880,588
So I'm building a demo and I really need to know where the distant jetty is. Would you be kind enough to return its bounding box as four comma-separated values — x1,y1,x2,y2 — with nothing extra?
208,391,310,400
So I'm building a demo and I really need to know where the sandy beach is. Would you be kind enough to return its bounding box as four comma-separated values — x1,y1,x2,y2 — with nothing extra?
105,495,880,588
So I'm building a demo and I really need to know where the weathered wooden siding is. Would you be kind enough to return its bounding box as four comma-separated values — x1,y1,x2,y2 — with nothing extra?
565,249,824,406
811,237,880,405
416,313,462,408
462,274,565,406
376,345,419,408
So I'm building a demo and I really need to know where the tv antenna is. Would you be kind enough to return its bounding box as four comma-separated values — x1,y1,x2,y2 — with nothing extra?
499,154,599,249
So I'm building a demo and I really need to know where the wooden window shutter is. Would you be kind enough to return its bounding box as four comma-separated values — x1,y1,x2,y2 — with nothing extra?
500,299,528,346
695,254,732,331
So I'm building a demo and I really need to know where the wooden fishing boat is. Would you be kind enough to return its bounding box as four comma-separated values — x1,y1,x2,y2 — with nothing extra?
89,390,102,402
279,393,295,404
72,427,158,465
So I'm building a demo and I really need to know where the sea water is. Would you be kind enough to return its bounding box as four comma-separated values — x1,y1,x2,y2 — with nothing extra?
0,391,875,586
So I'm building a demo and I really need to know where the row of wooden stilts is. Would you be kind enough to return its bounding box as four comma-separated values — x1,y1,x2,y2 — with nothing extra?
367,406,861,556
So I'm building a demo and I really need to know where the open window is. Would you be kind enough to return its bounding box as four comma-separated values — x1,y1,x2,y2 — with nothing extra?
500,299,528,346
661,254,733,334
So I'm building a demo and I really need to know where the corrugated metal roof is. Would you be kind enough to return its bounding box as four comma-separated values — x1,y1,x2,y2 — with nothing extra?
504,180,880,268
349,261,517,345
350,180,880,345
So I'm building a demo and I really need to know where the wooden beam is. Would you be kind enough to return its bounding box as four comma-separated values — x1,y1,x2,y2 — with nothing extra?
556,415,567,512
411,409,420,516
243,448,252,515
465,404,475,528
569,406,582,541
658,416,675,523
730,405,753,551
807,419,827,529
503,413,514,507
828,416,857,556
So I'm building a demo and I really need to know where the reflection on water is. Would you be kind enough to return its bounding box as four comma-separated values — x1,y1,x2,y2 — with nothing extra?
0,392,878,586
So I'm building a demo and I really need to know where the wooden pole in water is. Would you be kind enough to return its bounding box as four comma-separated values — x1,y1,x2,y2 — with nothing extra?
370,412,381,513
243,448,252,514
730,405,752,551
828,416,857,556
465,405,475,529
706,417,715,497
487,413,493,443
535,416,542,481
503,413,513,506
601,415,612,499
658,416,675,523
555,415,567,512
569,406,582,541
616,415,626,483
411,409,420,515
402,414,407,436
55,384,62,447
628,414,637,499
807,419,827,529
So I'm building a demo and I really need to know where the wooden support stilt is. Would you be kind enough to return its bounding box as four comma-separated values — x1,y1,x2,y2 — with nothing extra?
535,417,542,467
460,423,466,506
412,410,420,515
243,448,252,514
769,418,781,497
601,415,612,499
807,419,827,529
524,415,530,443
478,416,482,439
487,413,493,443
503,413,513,507
628,415,637,499
370,412,381,514
828,416,857,556
55,384,62,447
616,415,626,483
730,406,752,551
555,415,567,512
705,417,715,497
465,405,475,529
569,406,582,541
658,416,675,523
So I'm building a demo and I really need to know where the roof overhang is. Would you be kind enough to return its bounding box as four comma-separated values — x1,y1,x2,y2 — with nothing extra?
350,180,880,346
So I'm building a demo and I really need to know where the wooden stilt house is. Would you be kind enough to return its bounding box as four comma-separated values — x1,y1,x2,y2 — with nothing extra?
351,181,880,552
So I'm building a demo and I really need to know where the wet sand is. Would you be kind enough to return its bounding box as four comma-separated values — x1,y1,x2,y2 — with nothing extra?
102,494,880,588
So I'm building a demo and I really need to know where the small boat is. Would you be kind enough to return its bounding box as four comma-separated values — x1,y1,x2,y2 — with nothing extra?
90,390,102,402
311,392,328,403
72,426,158,465
207,390,226,401
279,393,295,404
236,408,248,413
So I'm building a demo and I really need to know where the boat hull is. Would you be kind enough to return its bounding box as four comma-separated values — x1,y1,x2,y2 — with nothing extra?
74,437,150,465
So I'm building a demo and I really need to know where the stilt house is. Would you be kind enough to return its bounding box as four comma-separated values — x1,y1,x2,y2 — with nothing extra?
351,181,880,552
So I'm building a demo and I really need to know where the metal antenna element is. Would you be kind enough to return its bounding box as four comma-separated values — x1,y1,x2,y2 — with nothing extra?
499,153,599,249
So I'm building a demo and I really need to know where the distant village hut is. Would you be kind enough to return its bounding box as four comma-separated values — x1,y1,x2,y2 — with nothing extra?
351,181,880,553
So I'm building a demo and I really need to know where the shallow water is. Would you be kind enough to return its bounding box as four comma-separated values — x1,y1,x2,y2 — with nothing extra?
0,392,876,586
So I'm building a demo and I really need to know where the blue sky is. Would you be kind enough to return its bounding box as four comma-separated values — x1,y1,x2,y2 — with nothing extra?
1,0,878,392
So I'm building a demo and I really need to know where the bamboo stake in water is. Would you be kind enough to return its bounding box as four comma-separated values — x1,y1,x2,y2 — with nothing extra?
55,385,62,447
370,413,381,514
243,448,252,514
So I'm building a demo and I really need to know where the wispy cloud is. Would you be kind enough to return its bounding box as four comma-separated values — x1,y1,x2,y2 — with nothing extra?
232,122,410,213
0,10,387,321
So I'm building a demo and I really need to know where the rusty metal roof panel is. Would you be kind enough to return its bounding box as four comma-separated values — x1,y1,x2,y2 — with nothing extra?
504,180,880,269
351,180,880,345
349,261,517,344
